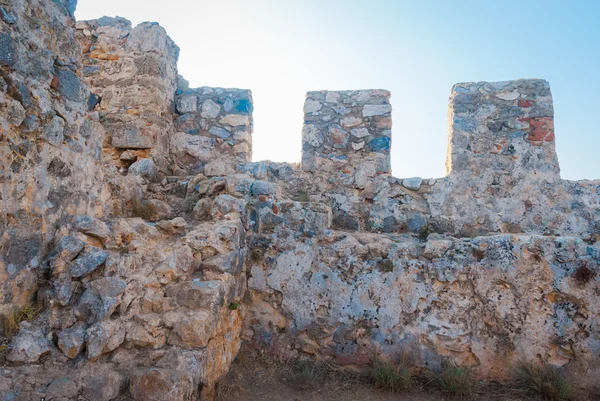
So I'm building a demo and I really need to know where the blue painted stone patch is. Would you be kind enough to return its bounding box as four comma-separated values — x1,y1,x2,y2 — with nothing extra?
235,99,253,113
368,136,391,152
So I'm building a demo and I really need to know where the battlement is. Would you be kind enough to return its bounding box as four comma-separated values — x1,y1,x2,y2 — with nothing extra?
300,79,559,183
447,79,559,181
301,89,392,175
2,8,599,400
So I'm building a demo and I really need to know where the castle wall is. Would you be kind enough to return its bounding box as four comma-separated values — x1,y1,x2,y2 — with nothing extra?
1,4,599,400
301,89,391,175
172,83,253,176
245,206,600,382
75,17,179,175
429,80,600,238
0,0,105,318
242,81,600,385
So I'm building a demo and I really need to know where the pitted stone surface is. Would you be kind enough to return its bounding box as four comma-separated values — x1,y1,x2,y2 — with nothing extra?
0,2,599,400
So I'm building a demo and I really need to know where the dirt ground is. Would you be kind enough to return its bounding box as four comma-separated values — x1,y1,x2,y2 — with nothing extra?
215,350,569,401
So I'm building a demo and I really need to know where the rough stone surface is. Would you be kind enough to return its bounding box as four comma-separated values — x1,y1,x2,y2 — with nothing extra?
69,248,108,278
6,324,52,363
1,3,599,399
128,158,158,179
302,90,391,174
172,87,253,175
57,321,87,358
84,371,123,401
46,377,79,399
129,368,195,401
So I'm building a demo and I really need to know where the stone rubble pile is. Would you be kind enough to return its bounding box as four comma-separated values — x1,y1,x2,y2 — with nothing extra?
0,1,599,400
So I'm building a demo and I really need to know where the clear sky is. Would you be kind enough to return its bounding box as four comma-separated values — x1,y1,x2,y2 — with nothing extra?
76,0,600,180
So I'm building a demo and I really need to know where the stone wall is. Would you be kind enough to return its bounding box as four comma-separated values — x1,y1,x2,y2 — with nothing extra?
430,79,600,239
76,17,179,171
1,2,599,400
0,0,105,319
446,79,558,179
245,205,600,383
302,89,391,175
241,80,600,387
172,83,253,176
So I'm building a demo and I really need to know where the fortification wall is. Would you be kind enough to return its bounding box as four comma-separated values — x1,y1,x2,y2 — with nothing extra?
301,89,391,175
0,0,105,320
243,80,600,385
172,81,253,176
0,3,599,400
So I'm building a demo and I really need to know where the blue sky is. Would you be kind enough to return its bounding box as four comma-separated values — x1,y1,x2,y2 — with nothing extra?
76,0,600,180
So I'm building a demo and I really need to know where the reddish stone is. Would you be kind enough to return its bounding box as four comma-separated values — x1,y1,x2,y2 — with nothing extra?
272,204,279,214
51,75,59,90
519,117,554,144
258,194,268,202
518,99,534,107
491,143,502,154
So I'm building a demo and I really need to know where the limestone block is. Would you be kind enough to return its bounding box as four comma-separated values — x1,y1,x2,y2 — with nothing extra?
129,368,194,401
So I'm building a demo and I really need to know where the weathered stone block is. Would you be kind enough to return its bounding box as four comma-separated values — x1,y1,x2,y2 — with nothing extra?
84,371,123,401
129,368,194,401
166,280,226,312
6,323,51,363
0,32,17,66
110,122,155,149
176,95,197,114
69,248,108,278
41,116,65,147
50,236,85,274
57,322,87,358
56,68,86,102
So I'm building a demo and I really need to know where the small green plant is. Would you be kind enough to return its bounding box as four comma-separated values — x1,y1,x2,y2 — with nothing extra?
295,189,310,203
228,302,239,311
370,357,412,392
434,362,475,398
515,363,574,400
0,344,7,353
2,303,43,337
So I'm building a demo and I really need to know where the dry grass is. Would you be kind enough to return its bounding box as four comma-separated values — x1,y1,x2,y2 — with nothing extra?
433,362,475,398
282,359,328,391
2,303,42,338
514,363,574,400
216,370,243,401
218,348,591,401
370,357,413,392
224,349,368,395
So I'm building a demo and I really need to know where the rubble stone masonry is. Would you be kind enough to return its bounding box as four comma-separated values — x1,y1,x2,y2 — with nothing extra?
0,1,598,400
